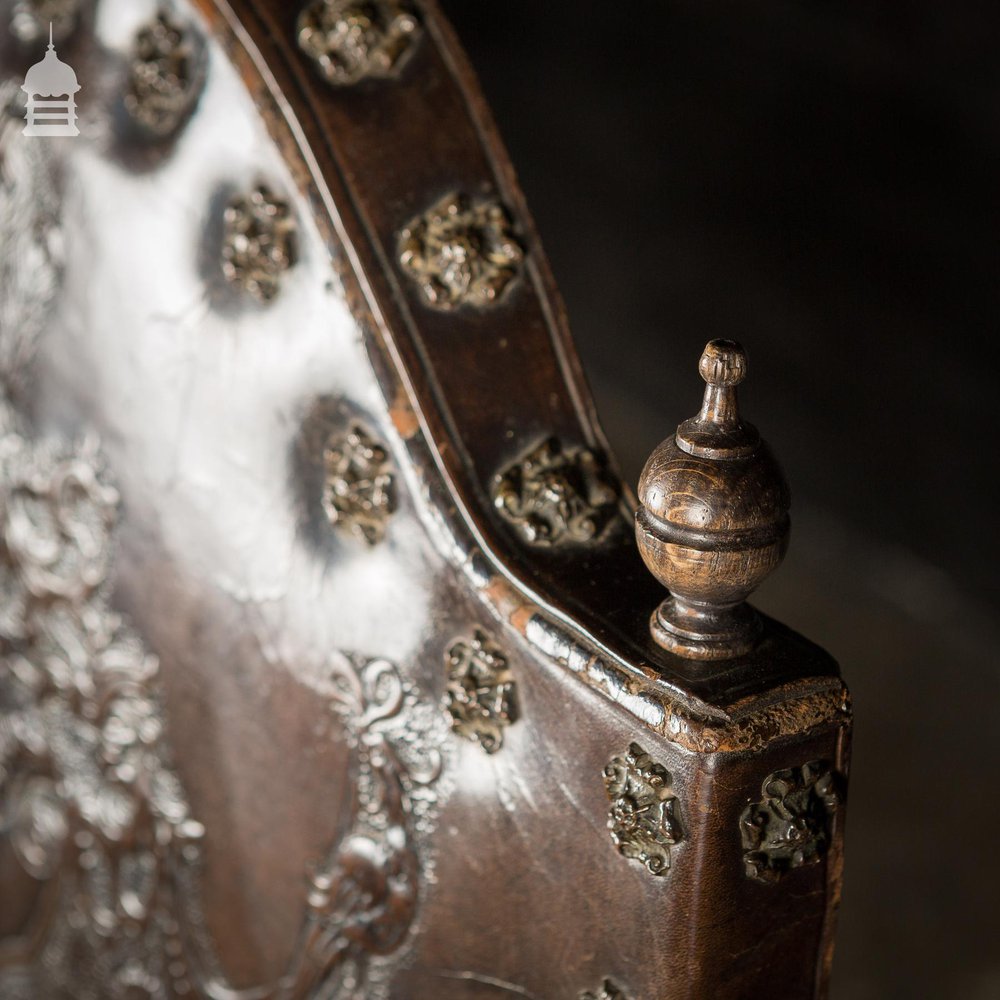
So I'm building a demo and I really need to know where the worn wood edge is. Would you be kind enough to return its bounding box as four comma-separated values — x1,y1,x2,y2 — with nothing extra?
712,682,851,754
479,563,850,751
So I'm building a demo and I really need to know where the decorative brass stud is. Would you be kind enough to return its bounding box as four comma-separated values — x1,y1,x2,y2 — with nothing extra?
603,742,683,876
124,12,203,137
398,192,524,310
493,437,619,546
221,185,297,303
322,422,395,544
444,630,517,753
297,0,420,86
740,761,840,882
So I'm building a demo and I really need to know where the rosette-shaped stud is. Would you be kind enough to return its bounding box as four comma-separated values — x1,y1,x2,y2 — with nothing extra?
636,340,789,660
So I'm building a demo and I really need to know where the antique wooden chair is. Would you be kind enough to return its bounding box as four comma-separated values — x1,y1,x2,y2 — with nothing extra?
0,1,850,997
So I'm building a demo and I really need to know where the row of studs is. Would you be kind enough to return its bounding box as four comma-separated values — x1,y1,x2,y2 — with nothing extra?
15,6,605,550
94,0,612,550
307,419,840,885
219,186,617,549
297,3,624,546
447,628,841,883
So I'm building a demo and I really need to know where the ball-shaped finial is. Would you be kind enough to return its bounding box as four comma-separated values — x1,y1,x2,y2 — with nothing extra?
698,339,747,388
635,340,789,660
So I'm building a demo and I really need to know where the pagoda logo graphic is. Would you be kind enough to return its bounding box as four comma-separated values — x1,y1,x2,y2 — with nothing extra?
21,24,80,137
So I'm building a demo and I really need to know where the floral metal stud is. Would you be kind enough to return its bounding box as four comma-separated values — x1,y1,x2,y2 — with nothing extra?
740,760,840,882
603,742,683,876
322,422,395,544
444,629,517,753
297,0,420,86
221,185,298,303
124,11,203,136
398,192,524,310
493,437,619,546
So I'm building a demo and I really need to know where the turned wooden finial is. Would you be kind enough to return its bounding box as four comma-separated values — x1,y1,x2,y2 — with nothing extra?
635,340,790,660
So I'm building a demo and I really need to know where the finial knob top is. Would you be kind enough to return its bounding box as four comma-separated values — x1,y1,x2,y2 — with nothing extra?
677,338,759,459
698,339,747,387
635,340,789,661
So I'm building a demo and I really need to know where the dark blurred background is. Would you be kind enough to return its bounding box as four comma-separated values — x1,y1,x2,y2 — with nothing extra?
441,3,999,997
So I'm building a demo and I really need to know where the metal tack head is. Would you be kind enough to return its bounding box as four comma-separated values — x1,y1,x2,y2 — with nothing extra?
635,340,790,660
297,0,420,86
